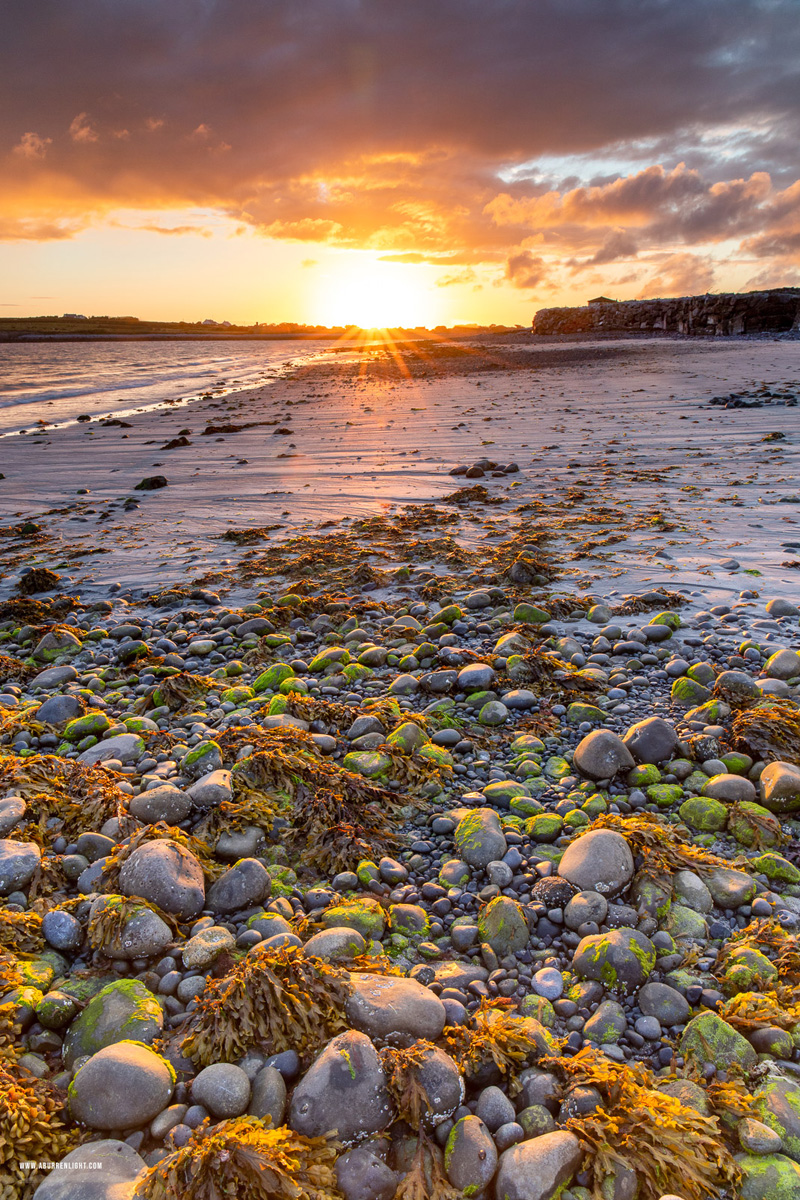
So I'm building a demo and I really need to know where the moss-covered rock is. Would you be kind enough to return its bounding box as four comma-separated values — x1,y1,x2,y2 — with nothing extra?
679,794,728,832
567,702,606,724
723,946,778,995
524,813,563,843
253,662,295,693
513,603,551,624
572,928,655,994
342,750,393,779
63,979,163,1068
736,1153,800,1200
454,808,507,868
680,1011,757,1071
627,763,662,788
509,794,544,818
754,1078,800,1164
727,801,783,848
182,739,223,780
63,711,112,741
671,677,712,706
478,896,529,955
308,646,351,673
664,903,708,942
646,782,684,807
749,853,800,884
483,780,530,808
322,898,386,941
544,755,571,781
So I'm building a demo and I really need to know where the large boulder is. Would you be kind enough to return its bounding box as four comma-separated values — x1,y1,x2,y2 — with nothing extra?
760,762,800,814
31,1140,147,1200
736,1153,800,1200
289,1031,393,1142
680,1011,757,1072
36,694,83,726
0,839,40,893
765,649,800,679
187,768,233,809
129,786,191,825
622,717,678,764
63,979,163,1068
573,730,634,780
205,858,271,913
572,928,655,994
79,733,145,766
345,974,446,1045
454,808,507,869
557,829,634,897
494,1132,583,1200
68,1042,174,1130
754,1077,800,1163
118,839,205,919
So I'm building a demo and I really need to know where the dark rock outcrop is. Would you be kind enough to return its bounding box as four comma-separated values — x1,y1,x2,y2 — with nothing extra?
533,288,800,336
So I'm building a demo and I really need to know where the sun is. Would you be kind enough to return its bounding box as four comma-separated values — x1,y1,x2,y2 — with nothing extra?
311,253,439,328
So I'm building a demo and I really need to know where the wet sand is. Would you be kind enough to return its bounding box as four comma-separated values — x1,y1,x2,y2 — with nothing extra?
1,334,799,611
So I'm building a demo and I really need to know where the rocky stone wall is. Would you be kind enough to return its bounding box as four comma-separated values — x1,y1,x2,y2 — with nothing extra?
533,288,800,336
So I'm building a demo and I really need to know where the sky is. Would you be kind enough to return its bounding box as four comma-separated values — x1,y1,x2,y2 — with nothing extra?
2,0,800,327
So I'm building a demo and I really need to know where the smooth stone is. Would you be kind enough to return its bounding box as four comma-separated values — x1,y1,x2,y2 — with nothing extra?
493,1131,583,1200
558,830,634,897
191,1063,251,1118
31,1140,146,1200
345,973,446,1045
68,1043,174,1130
119,839,205,919
289,1030,393,1141
248,1064,287,1126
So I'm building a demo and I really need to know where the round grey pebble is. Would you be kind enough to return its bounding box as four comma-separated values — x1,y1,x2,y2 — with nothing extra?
191,1063,251,1117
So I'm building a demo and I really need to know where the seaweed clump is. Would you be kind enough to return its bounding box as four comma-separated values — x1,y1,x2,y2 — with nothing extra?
0,910,44,954
0,1056,81,1200
715,918,800,989
16,567,60,595
441,999,555,1082
394,1130,460,1200
548,1047,740,1200
133,1118,339,1200
210,727,411,873
728,698,800,765
87,894,178,954
134,671,217,714
180,945,353,1066
571,812,739,883
380,1042,446,1130
0,755,129,843
718,989,800,1032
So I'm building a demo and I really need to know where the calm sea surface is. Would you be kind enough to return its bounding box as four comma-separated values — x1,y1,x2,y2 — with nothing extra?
0,339,333,435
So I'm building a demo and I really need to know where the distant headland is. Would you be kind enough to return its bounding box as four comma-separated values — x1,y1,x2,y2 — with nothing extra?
533,286,800,336
0,316,523,342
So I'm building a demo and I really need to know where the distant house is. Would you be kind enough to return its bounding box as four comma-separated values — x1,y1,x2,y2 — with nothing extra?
202,318,218,325
62,313,88,319
587,296,616,305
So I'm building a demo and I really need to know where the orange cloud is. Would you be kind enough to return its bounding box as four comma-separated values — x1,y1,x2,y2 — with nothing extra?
1,0,799,300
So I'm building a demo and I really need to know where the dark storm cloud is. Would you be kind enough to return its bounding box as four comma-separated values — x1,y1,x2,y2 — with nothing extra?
2,0,800,285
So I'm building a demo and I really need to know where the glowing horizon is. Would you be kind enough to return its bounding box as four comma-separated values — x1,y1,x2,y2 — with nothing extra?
2,3,799,323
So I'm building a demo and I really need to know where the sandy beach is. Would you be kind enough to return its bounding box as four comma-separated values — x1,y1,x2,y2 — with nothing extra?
1,334,799,611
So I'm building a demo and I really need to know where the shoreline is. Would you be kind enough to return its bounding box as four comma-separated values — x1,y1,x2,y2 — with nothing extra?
0,335,798,610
